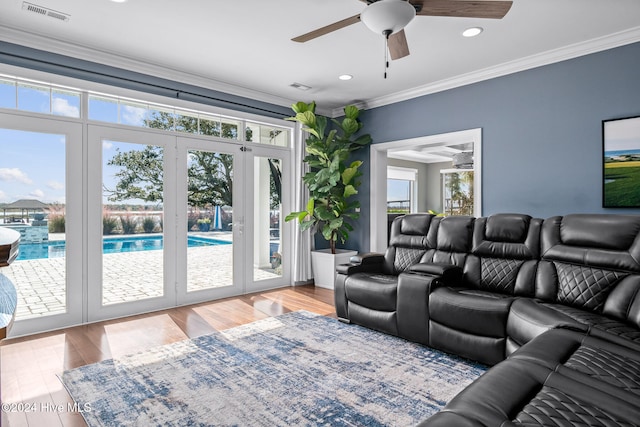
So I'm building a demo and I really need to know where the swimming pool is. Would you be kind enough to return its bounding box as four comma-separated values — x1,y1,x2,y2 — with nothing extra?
16,235,231,261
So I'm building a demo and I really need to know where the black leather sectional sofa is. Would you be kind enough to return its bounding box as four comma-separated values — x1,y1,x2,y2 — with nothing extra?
335,213,640,426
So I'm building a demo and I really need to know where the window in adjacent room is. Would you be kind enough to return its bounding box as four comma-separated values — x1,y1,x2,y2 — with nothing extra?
441,169,474,216
387,166,417,214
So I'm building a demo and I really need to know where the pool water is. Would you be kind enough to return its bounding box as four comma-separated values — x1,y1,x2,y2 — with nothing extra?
17,235,230,261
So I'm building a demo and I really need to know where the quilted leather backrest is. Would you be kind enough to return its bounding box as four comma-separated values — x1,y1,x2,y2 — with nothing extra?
538,214,640,312
464,214,542,295
385,214,436,274
420,216,474,267
541,214,640,271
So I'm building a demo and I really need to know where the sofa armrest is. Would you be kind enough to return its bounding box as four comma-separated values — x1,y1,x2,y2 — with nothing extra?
396,272,442,345
335,252,385,275
408,262,463,286
334,253,385,322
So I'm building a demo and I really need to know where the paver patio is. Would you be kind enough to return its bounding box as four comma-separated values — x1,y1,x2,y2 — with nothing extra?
1,233,281,321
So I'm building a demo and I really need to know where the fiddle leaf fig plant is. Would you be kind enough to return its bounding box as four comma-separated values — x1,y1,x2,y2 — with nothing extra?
285,101,372,254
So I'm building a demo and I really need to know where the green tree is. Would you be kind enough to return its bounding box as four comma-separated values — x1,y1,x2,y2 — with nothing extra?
105,112,237,207
187,150,233,206
106,145,164,203
444,171,474,216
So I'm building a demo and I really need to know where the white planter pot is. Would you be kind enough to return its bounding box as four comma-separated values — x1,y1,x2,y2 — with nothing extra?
311,249,358,289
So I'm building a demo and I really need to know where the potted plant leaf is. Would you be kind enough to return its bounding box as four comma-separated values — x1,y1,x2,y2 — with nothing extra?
285,101,372,288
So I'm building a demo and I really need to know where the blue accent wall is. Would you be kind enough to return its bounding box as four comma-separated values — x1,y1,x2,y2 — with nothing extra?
352,42,640,252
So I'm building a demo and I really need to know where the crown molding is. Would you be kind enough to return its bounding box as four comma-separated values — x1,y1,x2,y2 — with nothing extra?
3,23,639,119
332,25,640,117
0,25,309,114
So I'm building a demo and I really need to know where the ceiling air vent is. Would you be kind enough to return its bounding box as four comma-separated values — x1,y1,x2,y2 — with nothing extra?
290,82,312,91
22,2,70,22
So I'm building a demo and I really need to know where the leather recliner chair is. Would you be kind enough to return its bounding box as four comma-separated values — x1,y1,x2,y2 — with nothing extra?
506,214,640,352
428,213,542,365
334,213,474,345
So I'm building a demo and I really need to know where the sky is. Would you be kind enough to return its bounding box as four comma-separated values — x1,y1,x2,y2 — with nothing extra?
604,116,640,152
387,179,410,204
0,82,157,206
0,129,66,204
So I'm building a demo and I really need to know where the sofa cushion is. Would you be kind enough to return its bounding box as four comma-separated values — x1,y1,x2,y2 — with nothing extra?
347,302,397,336
557,214,640,251
539,302,640,347
430,287,513,337
513,381,639,427
510,328,640,405
541,214,640,273
392,247,427,273
507,298,640,352
473,214,542,260
420,358,640,427
344,273,397,312
383,214,436,274
429,321,505,366
416,411,484,427
463,214,540,296
506,298,587,349
554,262,628,312
421,216,474,267
589,322,640,349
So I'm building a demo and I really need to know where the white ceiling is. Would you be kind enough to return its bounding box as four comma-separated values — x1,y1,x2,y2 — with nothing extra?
389,141,473,164
1,0,640,117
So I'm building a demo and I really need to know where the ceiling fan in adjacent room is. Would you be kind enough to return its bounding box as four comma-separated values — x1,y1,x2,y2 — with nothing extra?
292,0,513,62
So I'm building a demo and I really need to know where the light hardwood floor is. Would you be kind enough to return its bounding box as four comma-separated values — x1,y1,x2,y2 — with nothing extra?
0,285,336,427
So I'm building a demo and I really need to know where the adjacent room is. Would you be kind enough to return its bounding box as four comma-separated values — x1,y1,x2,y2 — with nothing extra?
0,0,639,425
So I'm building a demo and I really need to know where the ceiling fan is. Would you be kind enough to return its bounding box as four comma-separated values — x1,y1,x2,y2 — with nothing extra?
292,0,513,61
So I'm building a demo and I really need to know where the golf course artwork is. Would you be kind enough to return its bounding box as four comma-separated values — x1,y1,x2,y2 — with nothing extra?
603,115,640,208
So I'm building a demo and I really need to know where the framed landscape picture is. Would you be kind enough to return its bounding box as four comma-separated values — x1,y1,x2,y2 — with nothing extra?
603,115,640,207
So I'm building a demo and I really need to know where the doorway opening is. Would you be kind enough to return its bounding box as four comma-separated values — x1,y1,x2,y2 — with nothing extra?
370,128,482,252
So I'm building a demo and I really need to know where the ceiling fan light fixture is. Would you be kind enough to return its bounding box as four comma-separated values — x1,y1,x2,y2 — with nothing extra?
360,0,416,35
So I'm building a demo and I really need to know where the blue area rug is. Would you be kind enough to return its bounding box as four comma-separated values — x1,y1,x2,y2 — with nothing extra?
60,311,486,426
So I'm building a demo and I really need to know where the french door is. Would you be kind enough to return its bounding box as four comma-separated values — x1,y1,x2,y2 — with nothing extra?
0,113,83,336
176,136,245,305
88,125,177,320
176,137,292,304
87,126,291,322
244,145,291,292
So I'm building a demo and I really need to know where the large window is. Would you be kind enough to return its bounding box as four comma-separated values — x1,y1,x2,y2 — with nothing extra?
86,93,290,144
1,78,81,117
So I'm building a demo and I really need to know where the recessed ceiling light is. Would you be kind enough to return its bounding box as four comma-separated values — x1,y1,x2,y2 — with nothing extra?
110,0,128,3
339,74,353,81
462,27,483,37
463,27,483,37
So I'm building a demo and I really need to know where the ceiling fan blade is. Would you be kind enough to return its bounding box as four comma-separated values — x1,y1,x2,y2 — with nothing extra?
415,0,513,19
388,30,410,60
292,14,361,43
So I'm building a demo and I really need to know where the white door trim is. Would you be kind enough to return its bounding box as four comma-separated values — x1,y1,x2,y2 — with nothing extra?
370,128,482,253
